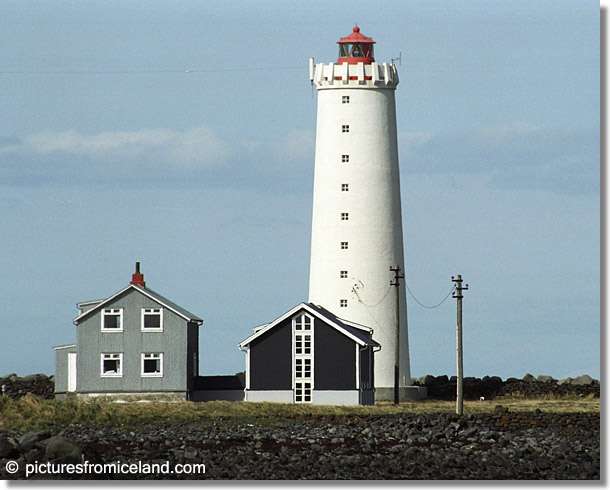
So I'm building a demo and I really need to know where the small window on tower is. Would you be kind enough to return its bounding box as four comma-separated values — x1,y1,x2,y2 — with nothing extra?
341,184,349,192
340,299,348,308
341,213,349,221
340,270,348,279
342,96,350,104
341,242,349,249
342,125,350,133
341,155,350,163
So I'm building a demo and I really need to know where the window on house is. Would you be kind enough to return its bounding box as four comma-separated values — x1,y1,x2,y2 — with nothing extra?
342,125,350,133
342,184,349,192
340,270,348,279
294,314,313,331
193,352,198,377
142,353,164,377
101,309,123,331
341,212,349,220
340,299,348,308
341,241,349,249
295,334,312,355
142,308,163,331
295,358,312,378
342,96,350,104
341,154,350,163
295,382,312,403
101,353,123,377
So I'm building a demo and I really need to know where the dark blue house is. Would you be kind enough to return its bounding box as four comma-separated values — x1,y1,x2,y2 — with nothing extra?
239,303,379,405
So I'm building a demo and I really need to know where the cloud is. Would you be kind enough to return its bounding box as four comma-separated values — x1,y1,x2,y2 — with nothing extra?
0,125,314,191
399,123,599,195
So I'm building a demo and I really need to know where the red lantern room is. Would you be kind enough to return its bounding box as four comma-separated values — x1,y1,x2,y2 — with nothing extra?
337,26,375,65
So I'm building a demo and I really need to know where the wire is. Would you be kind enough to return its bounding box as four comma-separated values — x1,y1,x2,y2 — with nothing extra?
352,284,392,308
405,282,455,309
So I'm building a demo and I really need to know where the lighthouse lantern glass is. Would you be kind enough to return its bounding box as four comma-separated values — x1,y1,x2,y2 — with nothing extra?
339,42,373,60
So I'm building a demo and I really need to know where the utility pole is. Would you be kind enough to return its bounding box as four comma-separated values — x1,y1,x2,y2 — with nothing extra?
452,275,468,415
390,265,404,405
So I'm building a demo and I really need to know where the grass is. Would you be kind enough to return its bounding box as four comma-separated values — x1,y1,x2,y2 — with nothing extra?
0,395,599,430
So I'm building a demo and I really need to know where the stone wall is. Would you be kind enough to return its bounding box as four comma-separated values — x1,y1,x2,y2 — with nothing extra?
0,374,54,400
415,374,600,401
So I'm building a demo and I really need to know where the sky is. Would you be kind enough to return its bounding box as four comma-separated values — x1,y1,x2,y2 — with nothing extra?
0,0,600,382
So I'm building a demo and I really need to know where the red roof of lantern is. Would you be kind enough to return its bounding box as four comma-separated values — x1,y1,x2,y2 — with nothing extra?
337,26,376,65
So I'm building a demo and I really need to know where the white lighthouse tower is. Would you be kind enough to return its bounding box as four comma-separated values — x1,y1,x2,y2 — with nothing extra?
308,26,416,400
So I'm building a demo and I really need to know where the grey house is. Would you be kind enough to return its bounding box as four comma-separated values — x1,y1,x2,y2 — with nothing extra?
239,303,379,405
54,264,203,401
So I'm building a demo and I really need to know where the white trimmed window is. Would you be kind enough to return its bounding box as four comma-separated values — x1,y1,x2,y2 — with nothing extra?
340,299,348,308
294,314,313,331
341,154,350,163
101,309,123,332
295,333,312,355
342,125,350,133
295,382,312,403
341,241,349,249
142,308,163,331
293,313,313,403
141,353,164,377
340,270,348,279
342,95,350,104
341,212,349,221
341,184,349,192
101,353,123,377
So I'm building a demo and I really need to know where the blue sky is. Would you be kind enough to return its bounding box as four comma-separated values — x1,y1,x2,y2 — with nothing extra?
0,0,599,381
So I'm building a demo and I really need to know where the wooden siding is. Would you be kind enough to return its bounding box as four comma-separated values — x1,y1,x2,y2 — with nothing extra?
249,317,292,390
314,318,356,390
75,288,189,393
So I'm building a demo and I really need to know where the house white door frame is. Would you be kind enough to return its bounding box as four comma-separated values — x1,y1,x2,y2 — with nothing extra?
68,352,77,392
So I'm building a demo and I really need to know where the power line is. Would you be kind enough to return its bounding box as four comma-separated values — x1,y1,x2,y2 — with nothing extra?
405,282,455,309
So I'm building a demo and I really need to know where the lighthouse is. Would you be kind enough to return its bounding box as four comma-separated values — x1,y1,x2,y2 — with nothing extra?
308,26,416,400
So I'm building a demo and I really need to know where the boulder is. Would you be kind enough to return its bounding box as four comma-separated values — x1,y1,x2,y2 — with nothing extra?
570,374,594,385
0,436,17,459
522,373,536,383
44,436,82,464
536,375,555,383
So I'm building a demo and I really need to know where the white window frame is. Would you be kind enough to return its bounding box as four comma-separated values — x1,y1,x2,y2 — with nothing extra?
141,308,163,332
340,270,348,279
341,241,349,249
342,95,350,104
340,299,348,308
101,353,123,377
342,124,350,133
341,212,349,221
292,313,314,403
141,352,164,377
341,183,349,192
341,154,350,163
101,308,123,332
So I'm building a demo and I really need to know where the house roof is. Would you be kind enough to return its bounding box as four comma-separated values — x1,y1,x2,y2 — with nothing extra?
239,302,379,348
73,284,203,324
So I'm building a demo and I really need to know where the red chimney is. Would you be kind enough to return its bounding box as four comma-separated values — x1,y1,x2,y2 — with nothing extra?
130,262,146,287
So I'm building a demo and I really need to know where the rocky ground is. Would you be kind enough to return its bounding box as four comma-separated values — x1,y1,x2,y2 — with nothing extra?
0,407,600,480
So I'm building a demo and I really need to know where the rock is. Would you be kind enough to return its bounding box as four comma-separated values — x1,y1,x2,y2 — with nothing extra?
18,431,50,452
570,375,594,386
44,436,82,464
537,375,555,383
523,373,536,383
0,436,17,459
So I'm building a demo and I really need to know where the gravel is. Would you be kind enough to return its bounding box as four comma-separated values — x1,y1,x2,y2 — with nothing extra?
0,407,599,480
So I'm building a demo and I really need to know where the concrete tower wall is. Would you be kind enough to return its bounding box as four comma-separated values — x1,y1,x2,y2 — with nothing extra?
308,61,411,395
